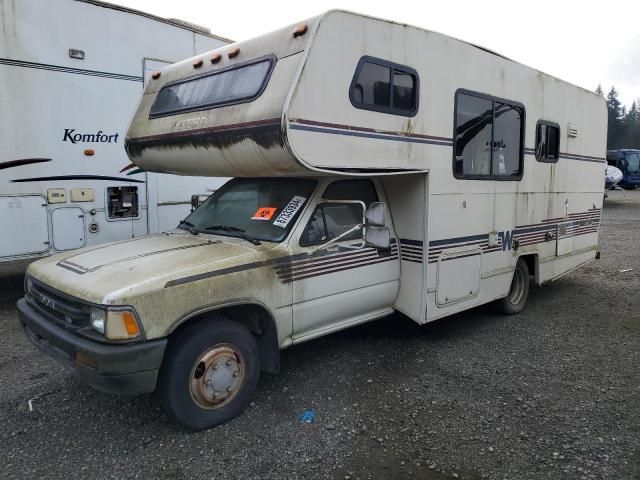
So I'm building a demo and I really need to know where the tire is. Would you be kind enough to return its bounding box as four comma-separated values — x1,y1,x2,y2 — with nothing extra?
497,257,530,315
157,318,260,430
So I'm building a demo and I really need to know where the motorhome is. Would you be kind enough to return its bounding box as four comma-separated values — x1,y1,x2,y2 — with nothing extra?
606,149,640,189
0,0,230,265
19,10,607,430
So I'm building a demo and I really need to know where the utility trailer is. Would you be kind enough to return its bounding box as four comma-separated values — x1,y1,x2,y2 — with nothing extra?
19,10,606,430
0,0,230,265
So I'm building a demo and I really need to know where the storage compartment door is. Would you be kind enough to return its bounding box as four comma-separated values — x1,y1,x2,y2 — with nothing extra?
52,207,86,251
0,195,49,257
436,247,482,306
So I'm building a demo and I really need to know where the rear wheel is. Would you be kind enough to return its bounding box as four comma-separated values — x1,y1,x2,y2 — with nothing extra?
158,318,260,430
497,257,530,315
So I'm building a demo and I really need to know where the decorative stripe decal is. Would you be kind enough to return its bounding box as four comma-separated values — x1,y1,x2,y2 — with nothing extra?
0,57,143,82
523,148,604,163
164,208,601,287
399,239,424,263
290,119,602,164
11,175,145,184
125,118,282,145
0,158,51,171
58,242,216,274
277,246,399,283
289,119,453,147
165,244,399,288
422,209,601,264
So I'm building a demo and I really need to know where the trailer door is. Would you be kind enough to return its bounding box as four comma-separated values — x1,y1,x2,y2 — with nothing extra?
0,195,50,258
51,207,86,251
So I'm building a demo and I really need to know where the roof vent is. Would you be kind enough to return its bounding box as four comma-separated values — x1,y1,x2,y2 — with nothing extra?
167,18,211,35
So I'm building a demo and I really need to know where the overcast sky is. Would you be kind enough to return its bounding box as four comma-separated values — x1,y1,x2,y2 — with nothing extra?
113,0,640,107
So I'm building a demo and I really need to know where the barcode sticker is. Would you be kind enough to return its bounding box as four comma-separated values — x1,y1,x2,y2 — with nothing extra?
273,196,306,228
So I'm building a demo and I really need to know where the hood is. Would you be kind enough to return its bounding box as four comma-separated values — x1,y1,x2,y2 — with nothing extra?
27,232,268,304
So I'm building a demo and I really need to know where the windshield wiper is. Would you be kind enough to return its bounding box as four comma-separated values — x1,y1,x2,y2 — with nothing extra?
177,220,198,235
202,225,262,246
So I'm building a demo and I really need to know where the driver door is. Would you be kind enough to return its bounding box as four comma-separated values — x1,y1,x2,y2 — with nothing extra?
288,179,400,341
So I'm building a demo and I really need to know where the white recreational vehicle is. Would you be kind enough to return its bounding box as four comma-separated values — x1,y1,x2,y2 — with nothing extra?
0,0,230,265
19,11,606,429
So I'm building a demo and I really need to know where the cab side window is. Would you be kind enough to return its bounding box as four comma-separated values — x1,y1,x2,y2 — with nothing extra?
300,180,379,247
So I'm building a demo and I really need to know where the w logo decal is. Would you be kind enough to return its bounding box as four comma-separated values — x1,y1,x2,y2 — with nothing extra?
498,230,514,251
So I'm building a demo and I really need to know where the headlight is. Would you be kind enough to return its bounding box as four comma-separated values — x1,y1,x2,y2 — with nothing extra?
90,307,106,334
90,307,142,341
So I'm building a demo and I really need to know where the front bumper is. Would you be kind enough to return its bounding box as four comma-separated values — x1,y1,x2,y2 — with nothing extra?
18,298,167,395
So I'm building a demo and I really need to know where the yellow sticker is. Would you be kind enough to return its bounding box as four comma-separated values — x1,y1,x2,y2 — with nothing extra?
252,207,277,220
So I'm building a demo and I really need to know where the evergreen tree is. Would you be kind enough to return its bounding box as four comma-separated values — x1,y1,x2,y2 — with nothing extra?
629,101,639,123
606,87,623,148
594,86,639,148
621,100,640,148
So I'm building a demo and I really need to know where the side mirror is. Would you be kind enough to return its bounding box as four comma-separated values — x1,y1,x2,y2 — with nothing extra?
365,202,386,227
365,225,390,250
191,194,200,212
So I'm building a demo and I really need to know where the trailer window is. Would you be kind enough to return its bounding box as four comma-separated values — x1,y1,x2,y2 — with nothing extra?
454,91,524,180
149,57,275,118
349,56,418,116
535,121,560,162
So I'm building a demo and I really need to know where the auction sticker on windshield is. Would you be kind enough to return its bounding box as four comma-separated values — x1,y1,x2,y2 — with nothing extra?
252,207,277,220
273,196,306,228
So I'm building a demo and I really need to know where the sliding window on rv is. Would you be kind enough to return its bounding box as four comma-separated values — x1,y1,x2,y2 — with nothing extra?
349,56,418,116
453,91,524,180
149,56,276,118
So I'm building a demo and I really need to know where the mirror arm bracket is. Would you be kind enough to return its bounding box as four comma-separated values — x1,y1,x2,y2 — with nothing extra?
308,224,364,256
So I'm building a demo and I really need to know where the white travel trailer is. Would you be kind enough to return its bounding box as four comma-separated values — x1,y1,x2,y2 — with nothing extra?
19,11,606,430
0,0,230,265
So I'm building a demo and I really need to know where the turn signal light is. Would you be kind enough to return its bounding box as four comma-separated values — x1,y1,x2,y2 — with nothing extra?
84,149,95,156
122,312,140,335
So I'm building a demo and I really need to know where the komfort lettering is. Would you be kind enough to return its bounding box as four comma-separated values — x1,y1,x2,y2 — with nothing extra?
63,129,119,144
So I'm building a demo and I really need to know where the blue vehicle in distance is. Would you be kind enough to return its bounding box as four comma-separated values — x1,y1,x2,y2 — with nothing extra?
607,149,640,189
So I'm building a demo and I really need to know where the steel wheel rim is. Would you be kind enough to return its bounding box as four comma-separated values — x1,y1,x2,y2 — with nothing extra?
189,343,245,410
508,267,525,305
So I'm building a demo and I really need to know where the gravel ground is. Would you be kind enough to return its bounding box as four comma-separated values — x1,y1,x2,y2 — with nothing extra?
1,190,639,480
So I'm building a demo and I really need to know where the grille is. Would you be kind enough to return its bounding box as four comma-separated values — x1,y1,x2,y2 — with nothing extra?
26,278,91,330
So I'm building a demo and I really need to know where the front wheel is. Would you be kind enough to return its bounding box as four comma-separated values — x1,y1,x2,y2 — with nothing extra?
497,258,530,315
157,318,260,430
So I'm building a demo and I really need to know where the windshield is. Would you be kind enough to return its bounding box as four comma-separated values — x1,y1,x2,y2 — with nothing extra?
180,178,317,243
623,152,640,174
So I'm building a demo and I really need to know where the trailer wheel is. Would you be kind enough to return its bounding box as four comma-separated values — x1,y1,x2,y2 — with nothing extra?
497,258,530,315
158,318,260,430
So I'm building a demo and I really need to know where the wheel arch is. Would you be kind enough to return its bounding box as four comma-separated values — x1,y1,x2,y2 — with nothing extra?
166,301,280,374
517,252,539,285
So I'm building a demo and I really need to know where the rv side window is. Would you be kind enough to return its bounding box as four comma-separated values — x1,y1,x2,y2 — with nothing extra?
454,91,524,180
349,57,418,116
107,186,139,219
149,57,275,118
535,121,560,162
